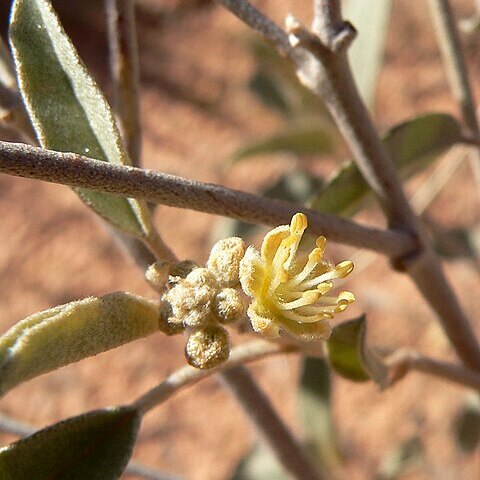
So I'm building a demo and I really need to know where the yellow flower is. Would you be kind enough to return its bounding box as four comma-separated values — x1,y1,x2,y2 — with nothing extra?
239,213,355,341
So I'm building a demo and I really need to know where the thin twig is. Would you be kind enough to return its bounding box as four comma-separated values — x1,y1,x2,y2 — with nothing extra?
0,414,179,480
106,0,142,167
0,140,416,257
427,0,480,200
221,366,322,480
428,0,479,138
349,147,470,276
0,413,33,438
133,341,297,414
386,349,480,391
111,228,158,270
215,0,293,56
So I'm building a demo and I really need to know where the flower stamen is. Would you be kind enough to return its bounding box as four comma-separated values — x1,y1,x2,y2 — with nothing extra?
239,213,355,341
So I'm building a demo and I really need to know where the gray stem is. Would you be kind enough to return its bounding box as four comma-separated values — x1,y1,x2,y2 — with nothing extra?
0,140,415,257
221,366,322,480
386,349,480,391
133,341,297,414
216,0,292,55
105,0,142,167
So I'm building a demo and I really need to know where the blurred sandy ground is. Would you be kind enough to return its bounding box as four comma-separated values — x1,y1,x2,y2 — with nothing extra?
0,0,479,478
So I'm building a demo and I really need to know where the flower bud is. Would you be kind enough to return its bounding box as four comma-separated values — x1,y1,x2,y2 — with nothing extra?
213,288,245,324
184,267,217,289
166,268,217,319
185,325,230,369
207,237,246,287
182,308,215,328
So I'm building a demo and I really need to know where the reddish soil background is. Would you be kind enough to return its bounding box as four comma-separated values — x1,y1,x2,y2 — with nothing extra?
0,0,479,479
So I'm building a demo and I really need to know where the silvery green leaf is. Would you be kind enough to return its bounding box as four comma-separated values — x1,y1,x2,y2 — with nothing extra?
9,0,152,237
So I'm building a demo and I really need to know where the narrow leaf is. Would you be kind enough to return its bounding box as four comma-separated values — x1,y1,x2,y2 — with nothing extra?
0,292,159,396
345,0,392,108
299,357,342,473
327,316,388,387
9,0,152,237
454,396,480,454
310,113,463,216
231,444,287,480
229,127,333,165
0,406,141,480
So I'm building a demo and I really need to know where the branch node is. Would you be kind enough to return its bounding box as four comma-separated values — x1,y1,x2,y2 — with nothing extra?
285,13,302,48
285,14,329,58
331,21,357,53
389,231,425,272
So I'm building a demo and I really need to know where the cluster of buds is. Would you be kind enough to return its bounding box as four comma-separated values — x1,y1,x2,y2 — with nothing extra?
147,238,246,369
147,214,355,370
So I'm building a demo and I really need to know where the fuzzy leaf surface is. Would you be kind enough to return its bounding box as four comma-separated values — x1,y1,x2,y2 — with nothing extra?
0,292,159,395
